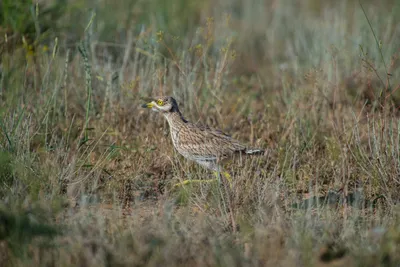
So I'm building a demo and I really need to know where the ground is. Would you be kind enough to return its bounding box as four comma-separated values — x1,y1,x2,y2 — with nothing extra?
1,0,400,266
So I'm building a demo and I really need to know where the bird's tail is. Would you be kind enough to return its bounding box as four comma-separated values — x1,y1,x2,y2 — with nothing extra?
244,148,264,155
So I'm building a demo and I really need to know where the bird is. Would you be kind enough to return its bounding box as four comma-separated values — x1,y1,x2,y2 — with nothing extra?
141,96,264,186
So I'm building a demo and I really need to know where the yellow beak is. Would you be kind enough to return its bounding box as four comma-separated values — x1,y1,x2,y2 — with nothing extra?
141,102,154,108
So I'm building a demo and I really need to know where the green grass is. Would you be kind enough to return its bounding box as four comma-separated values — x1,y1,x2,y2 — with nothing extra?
1,0,400,266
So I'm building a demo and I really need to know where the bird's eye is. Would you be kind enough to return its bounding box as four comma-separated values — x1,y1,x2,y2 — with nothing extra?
157,99,164,106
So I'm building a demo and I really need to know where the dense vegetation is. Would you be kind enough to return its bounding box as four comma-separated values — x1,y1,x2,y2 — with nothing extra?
1,0,400,266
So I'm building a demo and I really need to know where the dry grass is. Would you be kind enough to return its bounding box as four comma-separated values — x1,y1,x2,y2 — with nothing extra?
1,0,400,266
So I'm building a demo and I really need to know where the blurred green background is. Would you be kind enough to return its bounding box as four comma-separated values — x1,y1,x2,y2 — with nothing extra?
1,1,400,266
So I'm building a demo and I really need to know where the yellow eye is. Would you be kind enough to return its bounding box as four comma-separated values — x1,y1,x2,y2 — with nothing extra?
157,99,164,106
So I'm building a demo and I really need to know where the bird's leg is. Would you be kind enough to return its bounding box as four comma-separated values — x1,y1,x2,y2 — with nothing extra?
174,178,216,187
173,168,232,188
222,171,232,184
213,171,232,187
213,160,232,186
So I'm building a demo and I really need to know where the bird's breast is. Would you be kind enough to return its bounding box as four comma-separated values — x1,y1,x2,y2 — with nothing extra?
170,126,180,147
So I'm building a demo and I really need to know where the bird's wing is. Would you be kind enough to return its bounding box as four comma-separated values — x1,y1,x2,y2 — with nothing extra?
177,123,247,159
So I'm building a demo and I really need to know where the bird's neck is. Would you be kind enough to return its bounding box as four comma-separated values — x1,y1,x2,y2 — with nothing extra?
163,111,188,128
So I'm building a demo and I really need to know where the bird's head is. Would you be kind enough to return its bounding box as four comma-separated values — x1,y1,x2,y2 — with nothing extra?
141,96,180,113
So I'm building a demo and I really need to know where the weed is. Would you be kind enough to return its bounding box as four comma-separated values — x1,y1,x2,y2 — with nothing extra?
1,0,400,266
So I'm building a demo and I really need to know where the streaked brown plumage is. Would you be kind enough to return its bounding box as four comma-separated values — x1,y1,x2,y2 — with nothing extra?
142,96,264,172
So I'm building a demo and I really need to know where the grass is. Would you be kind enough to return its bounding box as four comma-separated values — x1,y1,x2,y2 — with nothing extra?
1,0,400,266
